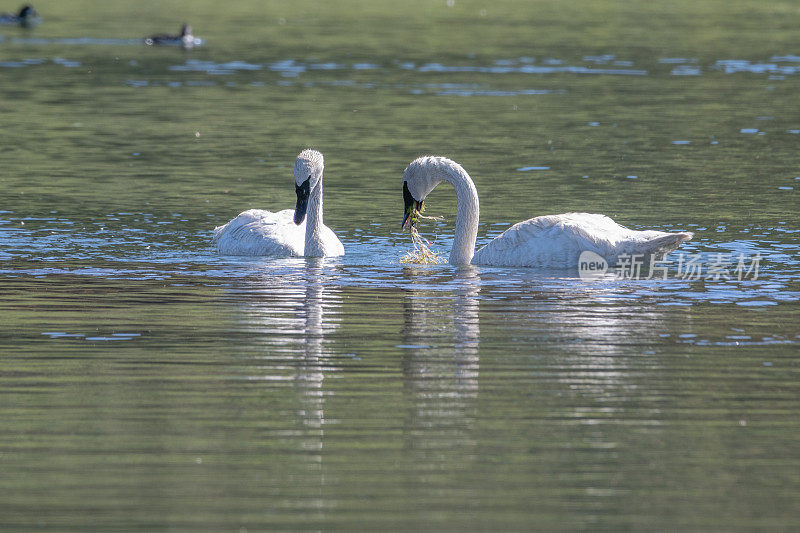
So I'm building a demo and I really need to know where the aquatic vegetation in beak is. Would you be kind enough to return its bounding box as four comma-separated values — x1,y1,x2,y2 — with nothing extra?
399,199,444,264
400,225,444,264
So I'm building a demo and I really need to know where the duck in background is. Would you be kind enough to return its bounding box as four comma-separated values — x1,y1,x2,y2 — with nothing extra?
144,23,198,49
0,4,40,27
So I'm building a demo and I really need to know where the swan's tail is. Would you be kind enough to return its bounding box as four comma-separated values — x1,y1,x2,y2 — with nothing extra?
610,232,692,267
642,232,693,256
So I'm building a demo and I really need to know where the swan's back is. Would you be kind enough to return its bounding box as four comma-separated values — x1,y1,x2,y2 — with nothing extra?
213,209,305,256
472,213,692,268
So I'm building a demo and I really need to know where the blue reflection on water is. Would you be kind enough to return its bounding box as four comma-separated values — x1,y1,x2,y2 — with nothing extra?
1,211,798,318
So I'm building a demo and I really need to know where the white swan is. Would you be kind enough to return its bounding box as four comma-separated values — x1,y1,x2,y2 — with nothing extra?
213,149,344,257
401,156,692,267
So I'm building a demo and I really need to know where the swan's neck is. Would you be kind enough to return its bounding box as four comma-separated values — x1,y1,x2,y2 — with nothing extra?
439,165,479,265
304,181,325,257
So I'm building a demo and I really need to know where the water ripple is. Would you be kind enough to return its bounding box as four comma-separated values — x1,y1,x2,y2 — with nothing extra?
1,211,797,313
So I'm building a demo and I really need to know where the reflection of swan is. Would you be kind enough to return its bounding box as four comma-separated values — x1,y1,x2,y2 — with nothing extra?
214,150,344,257
228,261,341,505
400,267,480,453
475,271,688,397
401,156,692,267
294,263,334,473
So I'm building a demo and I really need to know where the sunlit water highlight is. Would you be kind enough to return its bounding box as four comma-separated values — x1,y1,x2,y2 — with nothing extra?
2,211,797,309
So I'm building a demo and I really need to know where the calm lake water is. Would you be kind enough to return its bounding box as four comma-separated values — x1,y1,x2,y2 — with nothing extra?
2,1,799,530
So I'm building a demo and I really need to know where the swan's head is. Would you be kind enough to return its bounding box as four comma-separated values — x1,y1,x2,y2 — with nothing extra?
401,156,452,229
181,24,192,37
293,149,324,225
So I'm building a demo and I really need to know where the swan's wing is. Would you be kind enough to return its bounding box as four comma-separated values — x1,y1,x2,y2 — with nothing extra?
473,213,611,267
213,209,305,256
473,213,691,267
552,213,692,260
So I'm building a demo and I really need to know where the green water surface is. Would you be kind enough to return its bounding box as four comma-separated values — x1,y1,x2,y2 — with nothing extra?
1,1,799,531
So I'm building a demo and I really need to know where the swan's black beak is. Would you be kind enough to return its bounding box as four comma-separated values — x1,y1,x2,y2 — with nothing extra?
294,178,310,225
401,181,423,230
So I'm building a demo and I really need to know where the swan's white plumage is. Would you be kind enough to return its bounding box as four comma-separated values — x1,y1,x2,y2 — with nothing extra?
213,209,305,256
402,156,692,267
213,150,344,257
472,212,691,268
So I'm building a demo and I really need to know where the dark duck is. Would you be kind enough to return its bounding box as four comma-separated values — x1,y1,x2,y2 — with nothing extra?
144,23,195,48
0,4,40,27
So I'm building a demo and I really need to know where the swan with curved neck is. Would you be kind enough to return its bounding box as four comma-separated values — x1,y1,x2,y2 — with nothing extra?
213,149,344,257
401,156,692,267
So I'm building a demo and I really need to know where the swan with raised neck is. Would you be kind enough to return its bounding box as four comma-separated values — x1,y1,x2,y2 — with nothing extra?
295,149,330,257
401,156,692,268
213,149,344,257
